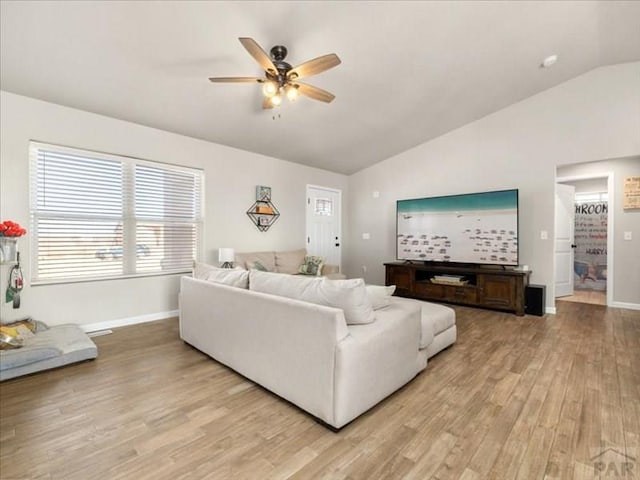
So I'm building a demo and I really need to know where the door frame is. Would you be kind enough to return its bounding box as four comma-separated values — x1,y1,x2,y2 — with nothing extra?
305,184,342,272
555,172,614,307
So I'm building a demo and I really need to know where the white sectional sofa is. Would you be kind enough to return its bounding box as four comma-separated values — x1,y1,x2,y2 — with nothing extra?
179,270,455,429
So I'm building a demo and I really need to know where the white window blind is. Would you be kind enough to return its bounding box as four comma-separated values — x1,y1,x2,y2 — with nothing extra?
30,142,203,284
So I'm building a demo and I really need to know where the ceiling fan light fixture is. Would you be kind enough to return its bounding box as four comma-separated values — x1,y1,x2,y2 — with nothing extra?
285,84,299,102
209,38,341,109
262,81,278,97
270,93,282,106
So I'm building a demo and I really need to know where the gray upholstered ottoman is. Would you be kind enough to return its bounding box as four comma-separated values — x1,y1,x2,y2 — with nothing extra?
0,324,98,381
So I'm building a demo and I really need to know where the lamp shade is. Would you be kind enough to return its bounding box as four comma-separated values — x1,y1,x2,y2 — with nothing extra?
218,248,235,263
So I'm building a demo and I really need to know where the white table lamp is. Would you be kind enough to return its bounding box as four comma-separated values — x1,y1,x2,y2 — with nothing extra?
218,248,235,269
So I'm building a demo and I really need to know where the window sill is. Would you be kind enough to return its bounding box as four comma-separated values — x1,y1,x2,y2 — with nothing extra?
31,270,191,287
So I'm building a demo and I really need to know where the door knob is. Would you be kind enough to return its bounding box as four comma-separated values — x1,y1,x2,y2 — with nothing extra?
571,244,577,249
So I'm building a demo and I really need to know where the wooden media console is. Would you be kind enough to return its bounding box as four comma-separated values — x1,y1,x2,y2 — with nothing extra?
384,262,531,316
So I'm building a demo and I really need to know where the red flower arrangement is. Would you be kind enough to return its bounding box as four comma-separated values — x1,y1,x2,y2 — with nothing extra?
0,220,27,237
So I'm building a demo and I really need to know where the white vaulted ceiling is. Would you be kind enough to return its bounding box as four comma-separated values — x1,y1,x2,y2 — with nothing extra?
1,1,639,174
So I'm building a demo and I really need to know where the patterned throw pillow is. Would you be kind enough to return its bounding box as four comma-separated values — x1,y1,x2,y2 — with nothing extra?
298,256,324,276
247,260,268,271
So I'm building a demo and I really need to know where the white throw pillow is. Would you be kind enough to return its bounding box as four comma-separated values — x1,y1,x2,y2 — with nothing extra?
193,262,249,289
366,285,397,310
193,261,217,279
318,278,376,325
249,270,375,325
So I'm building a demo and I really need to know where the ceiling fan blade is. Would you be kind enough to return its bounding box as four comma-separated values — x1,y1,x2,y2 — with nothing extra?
262,97,274,109
287,54,341,80
295,82,335,103
209,77,264,83
239,37,278,76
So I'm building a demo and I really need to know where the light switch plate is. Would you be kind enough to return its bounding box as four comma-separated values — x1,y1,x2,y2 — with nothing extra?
372,191,380,199
362,233,370,240
624,231,632,240
540,230,548,240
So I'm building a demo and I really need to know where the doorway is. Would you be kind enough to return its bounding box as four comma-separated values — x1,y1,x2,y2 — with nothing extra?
555,173,613,306
306,185,342,271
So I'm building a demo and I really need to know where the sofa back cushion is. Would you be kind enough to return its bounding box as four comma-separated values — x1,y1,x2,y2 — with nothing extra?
235,251,276,272
193,262,249,289
275,249,307,274
249,270,375,325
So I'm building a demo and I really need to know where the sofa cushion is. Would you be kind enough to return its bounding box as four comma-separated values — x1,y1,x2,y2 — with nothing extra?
418,301,456,335
298,256,324,276
193,262,249,289
275,249,307,274
366,285,397,310
249,270,375,325
235,251,276,272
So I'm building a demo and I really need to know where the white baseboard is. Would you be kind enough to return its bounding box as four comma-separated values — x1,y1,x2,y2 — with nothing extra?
610,301,640,311
82,310,179,333
545,307,557,315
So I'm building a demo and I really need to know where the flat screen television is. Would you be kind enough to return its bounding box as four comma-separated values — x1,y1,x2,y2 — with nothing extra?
396,189,519,266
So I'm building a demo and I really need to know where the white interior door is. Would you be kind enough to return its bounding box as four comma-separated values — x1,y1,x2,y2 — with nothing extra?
554,183,576,297
306,185,341,270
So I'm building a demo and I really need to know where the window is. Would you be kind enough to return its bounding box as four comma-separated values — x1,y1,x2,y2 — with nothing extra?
575,191,608,203
30,142,203,284
315,198,333,216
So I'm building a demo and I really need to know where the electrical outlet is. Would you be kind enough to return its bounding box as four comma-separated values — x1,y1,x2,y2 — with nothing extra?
372,191,380,199
540,230,548,240
362,233,370,240
362,265,367,273
624,231,632,240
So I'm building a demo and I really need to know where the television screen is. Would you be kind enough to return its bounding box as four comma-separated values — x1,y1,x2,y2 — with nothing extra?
397,189,518,266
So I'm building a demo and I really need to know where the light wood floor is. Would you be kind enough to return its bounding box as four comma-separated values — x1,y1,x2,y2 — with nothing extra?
557,289,607,306
1,302,638,480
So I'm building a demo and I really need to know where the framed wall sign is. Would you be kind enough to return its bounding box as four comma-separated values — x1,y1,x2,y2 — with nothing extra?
624,176,640,209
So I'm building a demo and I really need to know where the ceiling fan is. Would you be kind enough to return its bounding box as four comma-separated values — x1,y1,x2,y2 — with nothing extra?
209,37,341,109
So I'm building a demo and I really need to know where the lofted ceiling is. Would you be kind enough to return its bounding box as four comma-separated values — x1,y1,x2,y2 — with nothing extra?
1,1,639,175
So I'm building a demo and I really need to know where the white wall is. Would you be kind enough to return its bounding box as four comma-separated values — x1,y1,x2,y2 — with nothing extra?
0,91,348,326
2,62,638,324
562,177,608,193
345,62,640,312
558,157,640,307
